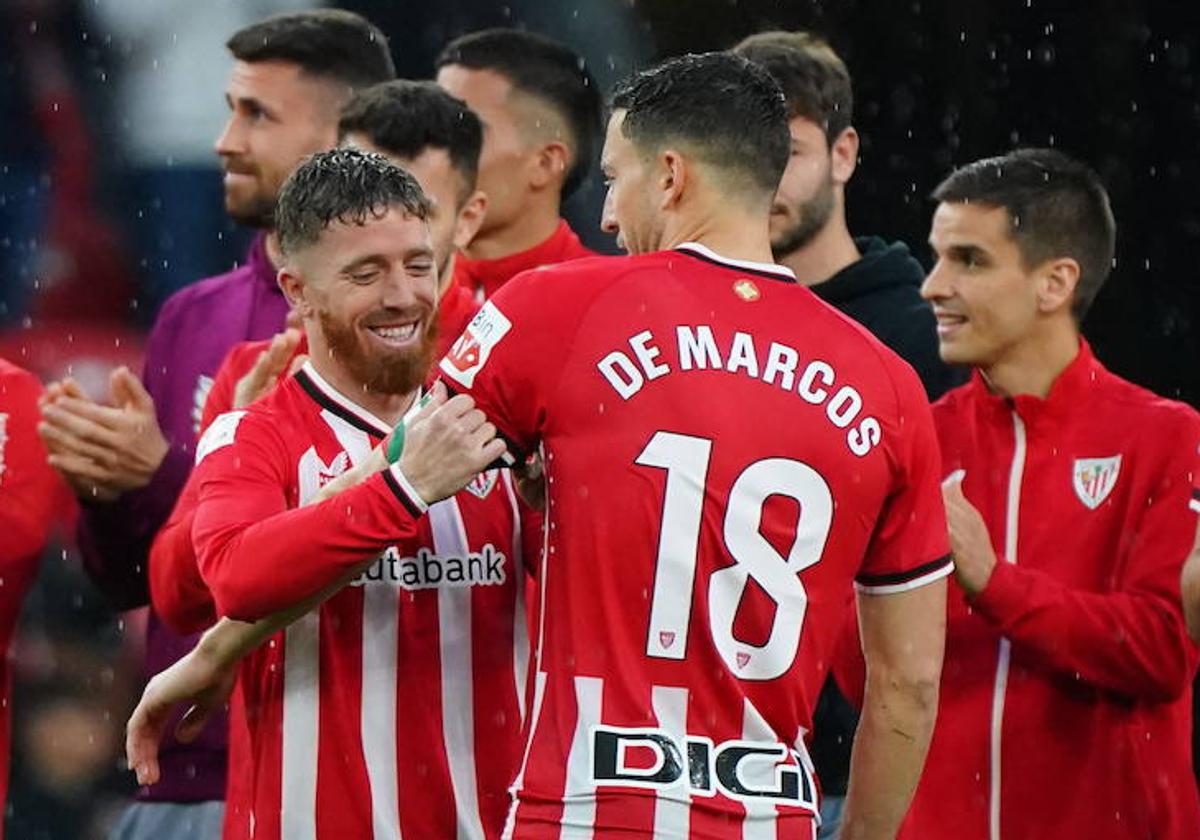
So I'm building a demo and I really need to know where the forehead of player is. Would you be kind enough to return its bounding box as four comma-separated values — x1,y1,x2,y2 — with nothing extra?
601,109,640,178
296,206,435,285
928,201,1017,270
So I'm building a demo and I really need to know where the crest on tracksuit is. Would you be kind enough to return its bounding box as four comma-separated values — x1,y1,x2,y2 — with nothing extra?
1072,455,1121,509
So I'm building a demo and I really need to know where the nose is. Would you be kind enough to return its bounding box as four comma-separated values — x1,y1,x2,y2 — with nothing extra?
215,113,244,158
600,189,619,236
379,269,421,311
920,260,950,302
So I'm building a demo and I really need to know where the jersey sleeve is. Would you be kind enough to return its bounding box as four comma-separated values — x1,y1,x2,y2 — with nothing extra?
191,409,429,622
436,268,579,460
854,360,953,594
971,411,1200,701
0,366,63,604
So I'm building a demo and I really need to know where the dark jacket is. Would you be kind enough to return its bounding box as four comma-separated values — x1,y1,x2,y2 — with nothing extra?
810,236,965,401
809,237,965,799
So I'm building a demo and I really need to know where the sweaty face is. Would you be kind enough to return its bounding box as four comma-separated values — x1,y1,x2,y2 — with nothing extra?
599,110,662,255
297,208,439,395
769,117,836,259
215,60,342,228
342,134,464,287
437,65,528,236
922,201,1041,368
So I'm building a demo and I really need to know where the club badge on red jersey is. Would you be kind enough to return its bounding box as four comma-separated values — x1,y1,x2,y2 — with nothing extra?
441,301,511,388
465,469,498,500
1073,455,1121,509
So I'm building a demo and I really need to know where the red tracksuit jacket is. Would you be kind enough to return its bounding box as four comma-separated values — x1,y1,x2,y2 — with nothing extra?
903,341,1200,839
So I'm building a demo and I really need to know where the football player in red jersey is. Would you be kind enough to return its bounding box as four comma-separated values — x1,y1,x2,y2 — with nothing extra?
436,29,599,299
149,80,492,635
440,53,949,840
126,150,531,839
905,148,1200,839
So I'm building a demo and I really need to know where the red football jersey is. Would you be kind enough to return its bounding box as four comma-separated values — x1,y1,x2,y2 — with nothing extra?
439,243,951,838
191,363,531,839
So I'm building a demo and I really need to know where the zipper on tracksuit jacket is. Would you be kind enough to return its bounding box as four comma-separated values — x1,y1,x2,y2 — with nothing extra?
989,410,1027,840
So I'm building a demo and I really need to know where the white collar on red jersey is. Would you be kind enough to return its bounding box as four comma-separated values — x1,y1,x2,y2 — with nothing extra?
674,241,796,282
298,360,412,437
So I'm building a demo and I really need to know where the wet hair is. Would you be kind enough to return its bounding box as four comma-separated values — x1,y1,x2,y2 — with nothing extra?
934,148,1116,321
226,10,395,91
610,52,789,203
436,28,601,198
276,148,431,256
732,30,853,146
337,80,483,204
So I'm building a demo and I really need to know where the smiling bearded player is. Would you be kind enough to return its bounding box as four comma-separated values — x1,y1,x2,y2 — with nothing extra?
125,149,532,840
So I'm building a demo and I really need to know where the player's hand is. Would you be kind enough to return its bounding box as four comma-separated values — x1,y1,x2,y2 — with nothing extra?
942,472,997,597
39,367,169,501
125,644,237,787
398,381,507,504
233,327,307,409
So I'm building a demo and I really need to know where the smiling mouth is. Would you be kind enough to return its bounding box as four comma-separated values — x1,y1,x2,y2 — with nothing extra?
934,312,968,334
366,322,419,346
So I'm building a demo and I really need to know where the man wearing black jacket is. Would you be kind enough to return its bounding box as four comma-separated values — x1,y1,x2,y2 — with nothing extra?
734,31,965,839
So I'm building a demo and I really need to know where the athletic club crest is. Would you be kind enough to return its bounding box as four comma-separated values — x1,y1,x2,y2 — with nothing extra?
466,469,498,499
1072,455,1121,509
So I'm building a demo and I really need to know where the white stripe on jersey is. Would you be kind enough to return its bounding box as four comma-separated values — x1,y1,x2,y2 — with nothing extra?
562,675,604,836
431,499,488,840
499,472,530,723
320,412,406,840
741,699,778,840
651,685,690,839
281,611,320,840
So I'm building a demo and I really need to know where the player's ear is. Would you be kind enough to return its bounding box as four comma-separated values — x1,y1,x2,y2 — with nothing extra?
530,141,569,191
830,127,859,186
658,148,687,210
1036,257,1080,315
453,189,488,251
278,267,313,319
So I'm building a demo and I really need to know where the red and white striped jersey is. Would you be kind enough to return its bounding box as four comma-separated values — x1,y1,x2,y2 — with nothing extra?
439,245,951,839
191,362,530,839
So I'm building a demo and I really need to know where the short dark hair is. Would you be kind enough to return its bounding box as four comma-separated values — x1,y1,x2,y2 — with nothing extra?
933,148,1117,321
337,81,483,204
732,30,853,146
276,148,431,256
227,10,395,91
610,52,789,203
436,28,601,198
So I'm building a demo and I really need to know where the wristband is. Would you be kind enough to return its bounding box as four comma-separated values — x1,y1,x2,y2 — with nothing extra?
385,423,405,464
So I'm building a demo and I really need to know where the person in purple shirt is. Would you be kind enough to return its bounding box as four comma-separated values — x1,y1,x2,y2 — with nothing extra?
38,11,395,840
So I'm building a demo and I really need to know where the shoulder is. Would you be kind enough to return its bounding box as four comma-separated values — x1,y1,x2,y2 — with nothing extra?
153,268,256,331
0,359,41,401
1100,368,1200,440
195,378,299,464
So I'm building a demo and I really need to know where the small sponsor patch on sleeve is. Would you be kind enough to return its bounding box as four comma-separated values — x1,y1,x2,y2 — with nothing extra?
440,301,512,389
195,410,248,465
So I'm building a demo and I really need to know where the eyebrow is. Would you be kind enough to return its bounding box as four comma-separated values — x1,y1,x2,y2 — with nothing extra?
339,247,435,274
934,243,990,263
226,93,277,119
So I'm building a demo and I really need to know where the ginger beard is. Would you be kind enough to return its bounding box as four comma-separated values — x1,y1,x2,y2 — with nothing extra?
318,306,439,396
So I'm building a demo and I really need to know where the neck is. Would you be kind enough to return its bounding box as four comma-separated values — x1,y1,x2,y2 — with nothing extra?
980,323,1080,400
307,341,417,427
777,216,860,287
464,198,561,261
662,204,775,265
